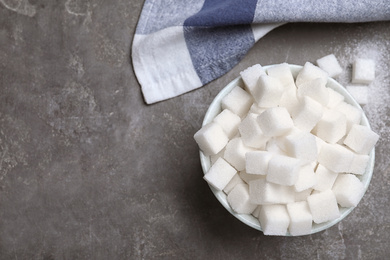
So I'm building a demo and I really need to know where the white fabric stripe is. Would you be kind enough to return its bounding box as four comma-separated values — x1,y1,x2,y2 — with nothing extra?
132,26,202,104
251,23,285,42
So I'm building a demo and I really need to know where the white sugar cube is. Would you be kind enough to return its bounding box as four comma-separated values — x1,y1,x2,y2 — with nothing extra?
344,124,379,155
346,85,369,105
291,96,324,132
283,132,317,163
274,127,302,151
327,87,345,109
221,86,253,118
266,138,288,156
335,102,362,132
266,63,295,87
252,206,261,218
278,85,300,116
203,158,237,191
332,173,365,207
213,109,241,139
307,190,340,224
295,62,328,87
238,113,268,149
249,103,266,114
240,64,266,95
352,58,375,84
223,173,245,194
316,54,343,78
245,151,272,175
317,143,354,173
259,204,290,236
224,137,255,171
194,122,229,156
227,183,258,214
349,154,370,175
249,178,295,205
240,170,263,184
210,148,225,165
294,164,317,192
313,164,338,192
297,78,329,106
267,154,301,186
313,109,347,144
257,107,294,137
314,135,326,155
294,188,313,202
287,201,313,236
253,74,284,107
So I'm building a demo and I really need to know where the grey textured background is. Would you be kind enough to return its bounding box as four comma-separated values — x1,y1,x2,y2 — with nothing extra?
1,0,390,259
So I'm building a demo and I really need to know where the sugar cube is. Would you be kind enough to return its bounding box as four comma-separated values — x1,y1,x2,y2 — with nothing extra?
316,54,343,78
317,143,354,173
224,137,255,171
313,164,338,192
332,173,365,207
252,206,261,218
259,204,290,236
223,173,245,194
257,107,294,137
294,188,313,202
267,154,301,186
249,177,295,205
307,190,340,224
249,103,266,114
194,122,228,156
266,63,295,87
252,74,284,107
295,62,328,87
313,108,347,144
266,137,288,156
314,135,326,155
352,58,375,84
327,87,345,109
213,109,241,139
349,154,370,175
245,151,272,175
278,85,300,116
240,170,263,184
287,201,313,236
239,113,268,149
240,64,266,95
210,148,225,165
335,102,363,132
227,183,258,214
203,158,237,191
294,164,317,192
283,131,318,163
221,86,253,118
291,96,324,132
344,124,379,155
346,85,369,105
297,78,329,106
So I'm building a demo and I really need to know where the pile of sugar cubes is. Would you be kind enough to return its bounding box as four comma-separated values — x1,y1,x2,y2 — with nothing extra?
194,59,379,236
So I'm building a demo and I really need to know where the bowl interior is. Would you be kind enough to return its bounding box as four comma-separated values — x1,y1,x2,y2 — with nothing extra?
200,64,375,235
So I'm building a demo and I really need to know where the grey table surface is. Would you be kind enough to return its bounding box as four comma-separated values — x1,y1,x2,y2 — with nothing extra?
1,1,390,259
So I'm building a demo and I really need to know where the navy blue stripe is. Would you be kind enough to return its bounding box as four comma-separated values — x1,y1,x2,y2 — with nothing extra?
184,0,258,27
183,0,258,84
183,25,255,85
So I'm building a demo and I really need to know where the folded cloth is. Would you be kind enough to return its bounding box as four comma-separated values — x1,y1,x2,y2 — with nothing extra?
132,0,390,104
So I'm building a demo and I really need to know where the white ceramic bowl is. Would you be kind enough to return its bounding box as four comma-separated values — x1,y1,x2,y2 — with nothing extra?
199,64,375,235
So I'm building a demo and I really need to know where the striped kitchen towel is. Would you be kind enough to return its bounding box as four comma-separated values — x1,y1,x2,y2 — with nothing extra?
132,0,390,104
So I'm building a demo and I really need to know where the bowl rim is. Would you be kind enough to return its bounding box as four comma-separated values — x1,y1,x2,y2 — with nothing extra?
199,64,375,235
